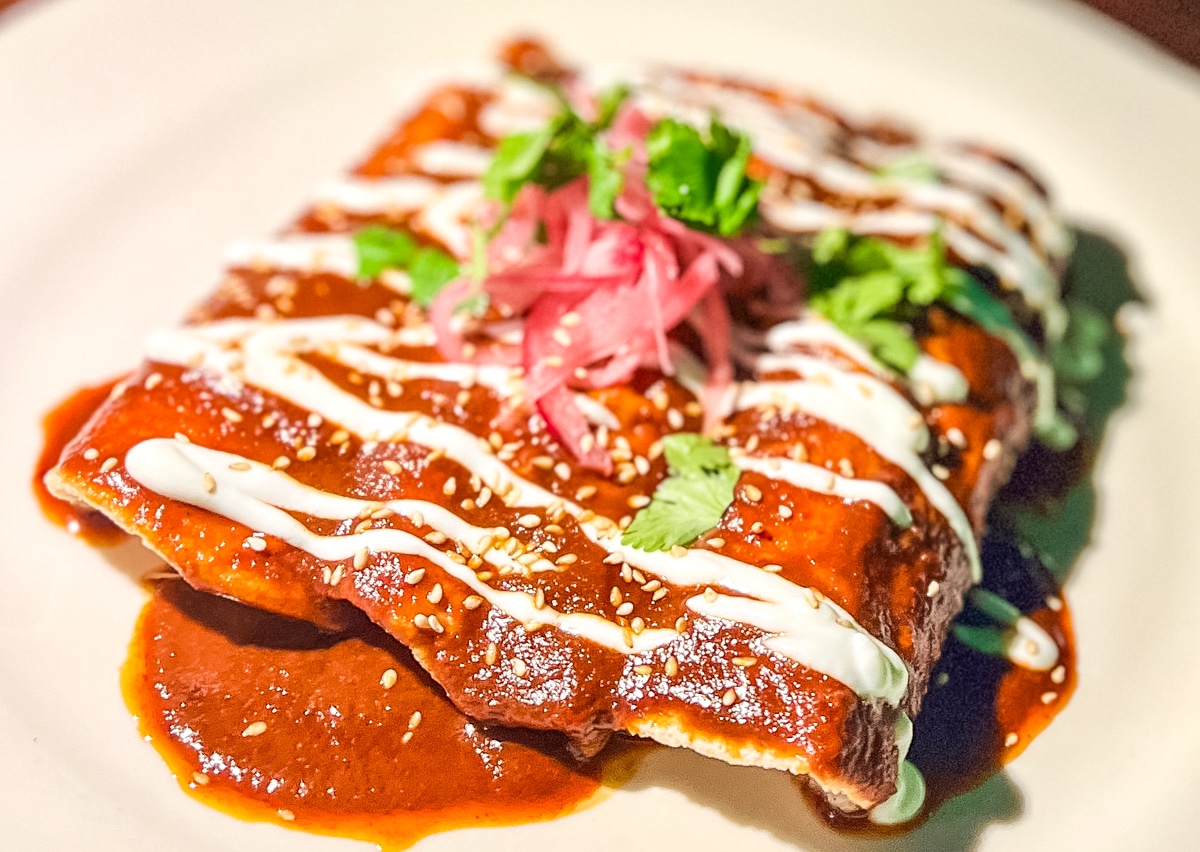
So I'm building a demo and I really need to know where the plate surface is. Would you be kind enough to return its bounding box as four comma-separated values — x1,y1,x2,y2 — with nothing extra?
2,0,1199,849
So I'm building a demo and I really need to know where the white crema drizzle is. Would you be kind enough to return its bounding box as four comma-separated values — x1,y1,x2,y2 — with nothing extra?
137,315,909,704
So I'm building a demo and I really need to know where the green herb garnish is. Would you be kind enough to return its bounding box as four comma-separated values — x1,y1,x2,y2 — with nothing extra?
353,225,460,308
621,433,739,551
483,86,630,217
808,228,965,372
645,118,762,237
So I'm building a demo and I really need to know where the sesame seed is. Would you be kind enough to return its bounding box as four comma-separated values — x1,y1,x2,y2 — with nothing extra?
742,484,763,503
555,553,578,566
543,355,564,368
641,579,662,592
534,588,546,609
721,688,738,706
616,602,634,617
946,427,966,448
609,587,623,606
553,328,572,347
927,580,940,596
622,628,634,648
405,568,426,585
272,456,290,470
329,565,345,586
296,446,317,462
221,407,243,423
1005,732,1019,748
401,731,414,744
191,771,209,786
706,537,726,548
667,409,685,429
202,472,216,493
82,448,100,461
1046,595,1063,611
353,548,369,570
380,668,398,689
241,721,267,738
603,552,624,565
670,545,688,558
330,429,350,445
277,809,295,822
652,588,668,602
704,587,718,603
733,656,757,667
931,463,950,481
144,372,163,390
778,506,793,520
427,583,443,604
1051,665,1066,684
442,477,457,496
244,536,266,552
560,311,581,327
100,457,118,474
628,494,652,509
383,459,402,475
553,461,571,481
675,616,689,632
665,655,680,677
684,401,703,418
423,531,447,545
517,513,542,529
1041,691,1058,705
762,563,783,574
228,461,251,472
485,642,499,666
634,664,654,676
983,439,1002,460
511,658,528,677
410,511,424,527
463,595,484,610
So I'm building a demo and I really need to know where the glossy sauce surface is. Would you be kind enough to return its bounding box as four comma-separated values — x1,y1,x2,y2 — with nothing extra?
126,579,624,849
33,378,126,545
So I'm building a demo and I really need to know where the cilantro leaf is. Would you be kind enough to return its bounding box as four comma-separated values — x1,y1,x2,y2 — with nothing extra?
408,247,461,307
645,118,762,237
621,433,738,551
484,86,630,206
807,228,961,372
353,225,461,307
354,225,416,280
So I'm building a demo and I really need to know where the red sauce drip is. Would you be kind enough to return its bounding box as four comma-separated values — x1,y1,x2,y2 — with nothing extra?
34,378,126,545
124,580,638,849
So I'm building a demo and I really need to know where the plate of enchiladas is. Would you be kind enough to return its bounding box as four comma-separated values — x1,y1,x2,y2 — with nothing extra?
3,0,1199,850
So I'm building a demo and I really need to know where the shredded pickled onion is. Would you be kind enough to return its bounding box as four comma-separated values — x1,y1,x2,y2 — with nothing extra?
430,108,751,469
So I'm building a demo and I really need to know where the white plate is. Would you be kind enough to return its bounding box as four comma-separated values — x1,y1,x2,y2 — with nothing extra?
2,0,1199,849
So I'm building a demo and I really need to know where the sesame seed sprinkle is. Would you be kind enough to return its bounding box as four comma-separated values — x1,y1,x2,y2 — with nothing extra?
511,658,528,677
1041,691,1058,705
244,536,266,552
983,439,1002,460
404,568,426,585
516,513,541,529
1005,732,1019,747
83,448,99,461
100,457,118,474
485,642,499,666
463,595,484,610
721,688,738,706
427,583,443,604
634,664,653,676
380,668,398,689
666,655,680,677
296,446,316,462
192,772,209,786
1051,665,1066,684
241,721,267,738
202,472,216,493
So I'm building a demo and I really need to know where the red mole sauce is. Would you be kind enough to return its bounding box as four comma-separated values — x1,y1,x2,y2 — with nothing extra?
33,378,125,545
125,580,632,849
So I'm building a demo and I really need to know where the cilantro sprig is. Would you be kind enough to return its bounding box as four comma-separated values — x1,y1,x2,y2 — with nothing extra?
810,226,1084,449
483,86,630,218
645,118,762,237
807,228,966,373
621,433,739,551
483,88,761,235
353,225,460,307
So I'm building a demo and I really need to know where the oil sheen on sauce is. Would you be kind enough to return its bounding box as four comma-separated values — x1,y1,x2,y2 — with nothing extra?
34,378,126,545
125,579,631,849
